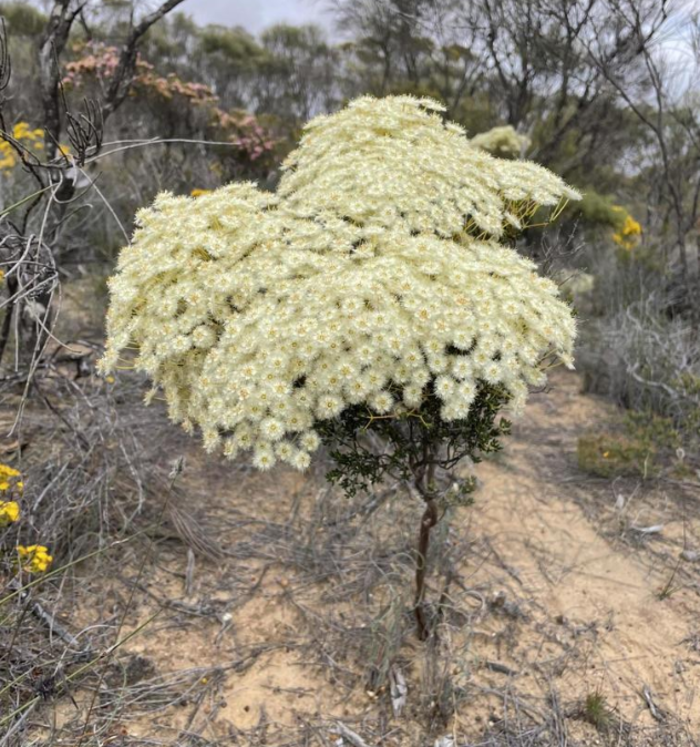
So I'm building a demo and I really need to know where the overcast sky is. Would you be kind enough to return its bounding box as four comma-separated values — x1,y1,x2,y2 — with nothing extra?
178,0,335,36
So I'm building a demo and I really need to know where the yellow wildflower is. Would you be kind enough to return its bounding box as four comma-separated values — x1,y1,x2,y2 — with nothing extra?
16,545,53,573
0,146,16,170
0,122,45,172
612,207,642,250
12,122,44,141
0,500,20,526
0,464,21,492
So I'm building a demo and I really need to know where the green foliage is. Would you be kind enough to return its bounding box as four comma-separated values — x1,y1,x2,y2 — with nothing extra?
623,410,682,451
671,374,700,439
449,91,496,135
261,23,328,53
672,372,700,398
570,190,626,230
0,2,46,36
577,432,656,479
577,410,683,479
199,25,265,70
145,13,199,60
318,383,511,497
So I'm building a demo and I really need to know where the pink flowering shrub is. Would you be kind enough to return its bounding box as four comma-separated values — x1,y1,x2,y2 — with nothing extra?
63,42,276,166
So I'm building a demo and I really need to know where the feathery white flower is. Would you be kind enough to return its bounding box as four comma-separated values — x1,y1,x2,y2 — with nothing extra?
100,95,579,470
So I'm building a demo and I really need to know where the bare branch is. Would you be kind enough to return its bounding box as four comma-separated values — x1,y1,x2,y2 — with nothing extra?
102,0,187,118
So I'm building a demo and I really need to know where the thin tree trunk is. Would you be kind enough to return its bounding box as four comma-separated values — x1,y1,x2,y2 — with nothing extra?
0,274,18,368
414,497,438,640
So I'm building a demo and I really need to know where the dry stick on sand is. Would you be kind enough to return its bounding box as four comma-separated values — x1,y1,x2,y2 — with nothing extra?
334,721,376,747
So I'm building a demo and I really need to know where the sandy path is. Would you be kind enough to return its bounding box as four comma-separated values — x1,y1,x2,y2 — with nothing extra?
460,372,700,739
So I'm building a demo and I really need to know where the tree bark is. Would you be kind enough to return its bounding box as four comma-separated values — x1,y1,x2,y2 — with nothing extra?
414,497,438,640
39,1,83,161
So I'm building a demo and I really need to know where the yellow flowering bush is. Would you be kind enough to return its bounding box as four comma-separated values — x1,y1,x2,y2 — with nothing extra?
611,206,642,250
0,121,44,171
16,544,53,573
100,96,580,472
0,465,52,573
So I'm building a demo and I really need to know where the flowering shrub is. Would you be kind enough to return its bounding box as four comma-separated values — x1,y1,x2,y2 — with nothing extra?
470,124,531,159
0,122,71,182
101,96,579,473
0,464,52,573
63,44,215,104
611,206,642,250
101,95,579,637
16,544,53,573
63,42,275,164
0,121,44,171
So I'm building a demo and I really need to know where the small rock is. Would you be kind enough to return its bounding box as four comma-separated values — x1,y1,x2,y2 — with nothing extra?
681,549,699,562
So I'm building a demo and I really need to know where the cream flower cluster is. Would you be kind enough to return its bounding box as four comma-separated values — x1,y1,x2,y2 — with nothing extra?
100,96,580,471
470,125,531,159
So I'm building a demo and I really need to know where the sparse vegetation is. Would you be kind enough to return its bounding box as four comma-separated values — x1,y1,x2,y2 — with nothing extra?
582,690,613,731
577,408,692,480
577,431,656,479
